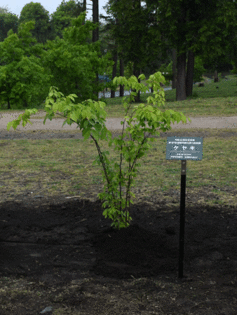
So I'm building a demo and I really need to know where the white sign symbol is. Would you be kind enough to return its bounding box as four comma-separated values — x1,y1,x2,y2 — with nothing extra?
182,146,187,150
174,145,179,150
190,146,195,150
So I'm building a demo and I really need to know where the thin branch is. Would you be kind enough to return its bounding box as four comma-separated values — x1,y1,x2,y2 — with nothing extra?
118,100,133,212
119,114,127,211
125,131,150,210
90,134,115,200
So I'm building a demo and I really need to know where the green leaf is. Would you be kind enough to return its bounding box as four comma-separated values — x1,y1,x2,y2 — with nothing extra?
82,128,91,140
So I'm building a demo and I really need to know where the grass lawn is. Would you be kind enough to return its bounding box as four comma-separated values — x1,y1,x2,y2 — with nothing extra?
104,74,237,118
0,75,236,206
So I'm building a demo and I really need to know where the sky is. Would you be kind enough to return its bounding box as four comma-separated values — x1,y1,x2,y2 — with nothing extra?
2,0,108,20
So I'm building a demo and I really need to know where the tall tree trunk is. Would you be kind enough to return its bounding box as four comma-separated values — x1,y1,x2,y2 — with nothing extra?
92,0,99,43
176,51,187,101
83,0,86,11
82,0,86,24
111,52,118,98
133,66,141,102
172,48,177,89
92,0,99,100
119,58,124,97
186,50,195,97
214,69,219,82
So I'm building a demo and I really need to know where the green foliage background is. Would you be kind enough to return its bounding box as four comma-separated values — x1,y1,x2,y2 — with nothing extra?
0,21,51,109
0,12,112,109
19,2,51,43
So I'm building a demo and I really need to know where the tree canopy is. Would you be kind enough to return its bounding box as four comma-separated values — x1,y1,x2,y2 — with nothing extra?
0,7,18,42
0,21,51,109
19,2,51,43
50,0,85,38
43,12,113,101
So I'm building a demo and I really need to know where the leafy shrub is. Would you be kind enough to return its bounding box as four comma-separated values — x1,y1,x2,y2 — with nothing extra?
7,72,189,229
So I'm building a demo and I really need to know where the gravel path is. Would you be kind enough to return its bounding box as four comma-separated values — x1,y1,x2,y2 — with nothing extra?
1,112,237,131
1,112,237,140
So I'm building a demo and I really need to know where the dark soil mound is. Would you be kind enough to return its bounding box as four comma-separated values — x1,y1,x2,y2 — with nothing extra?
0,198,236,281
0,197,237,314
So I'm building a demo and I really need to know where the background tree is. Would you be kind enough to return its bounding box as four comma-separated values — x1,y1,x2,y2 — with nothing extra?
43,12,113,102
50,0,84,39
99,14,120,98
0,7,7,12
92,0,99,43
19,2,51,43
225,1,237,74
99,14,114,93
0,21,51,109
91,0,99,100
146,0,236,100
0,7,18,42
194,0,237,81
104,0,159,102
93,18,121,98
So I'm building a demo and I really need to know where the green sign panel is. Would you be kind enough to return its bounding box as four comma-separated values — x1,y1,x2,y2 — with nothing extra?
166,137,203,161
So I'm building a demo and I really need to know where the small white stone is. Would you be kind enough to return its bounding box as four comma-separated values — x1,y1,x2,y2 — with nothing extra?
40,306,53,314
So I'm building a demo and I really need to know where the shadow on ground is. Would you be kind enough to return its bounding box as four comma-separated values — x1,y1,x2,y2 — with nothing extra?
0,197,237,314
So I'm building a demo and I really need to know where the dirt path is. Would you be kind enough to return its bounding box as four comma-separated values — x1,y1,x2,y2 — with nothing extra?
1,111,237,131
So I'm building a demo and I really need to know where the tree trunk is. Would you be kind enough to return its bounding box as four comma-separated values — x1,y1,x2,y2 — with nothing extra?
92,0,99,43
82,0,86,24
172,48,177,89
7,98,10,110
119,58,124,97
132,66,141,102
92,0,99,100
83,0,86,11
214,70,219,82
23,100,28,109
111,52,118,98
176,51,186,101
186,50,195,97
75,79,80,98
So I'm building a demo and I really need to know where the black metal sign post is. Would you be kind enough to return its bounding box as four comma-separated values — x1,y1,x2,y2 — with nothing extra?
179,160,186,278
166,137,203,279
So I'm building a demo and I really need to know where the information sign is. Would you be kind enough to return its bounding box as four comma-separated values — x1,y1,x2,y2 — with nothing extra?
166,137,203,161
165,136,204,278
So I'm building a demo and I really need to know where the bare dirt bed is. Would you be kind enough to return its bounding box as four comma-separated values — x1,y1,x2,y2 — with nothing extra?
0,197,237,315
0,130,237,315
